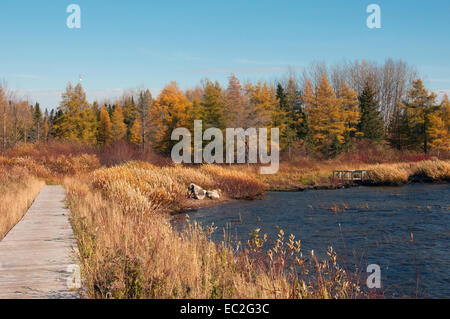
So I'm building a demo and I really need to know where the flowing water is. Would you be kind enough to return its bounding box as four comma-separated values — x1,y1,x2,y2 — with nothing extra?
183,184,450,298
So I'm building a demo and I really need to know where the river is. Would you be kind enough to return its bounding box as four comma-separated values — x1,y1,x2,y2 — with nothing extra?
184,184,450,298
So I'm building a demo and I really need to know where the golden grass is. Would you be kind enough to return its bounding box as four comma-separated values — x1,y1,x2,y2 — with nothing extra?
0,153,100,181
90,162,266,212
199,164,266,199
411,160,450,181
65,171,363,299
255,159,450,188
0,167,45,240
364,164,410,185
363,160,450,185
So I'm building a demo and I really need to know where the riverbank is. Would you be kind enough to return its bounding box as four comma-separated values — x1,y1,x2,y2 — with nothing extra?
259,159,450,191
64,161,365,299
64,160,449,299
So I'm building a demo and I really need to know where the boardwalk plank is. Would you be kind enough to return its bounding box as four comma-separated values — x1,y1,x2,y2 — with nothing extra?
0,185,80,299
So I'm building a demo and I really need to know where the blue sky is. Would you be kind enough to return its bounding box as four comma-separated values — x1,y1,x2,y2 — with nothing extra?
1,0,449,109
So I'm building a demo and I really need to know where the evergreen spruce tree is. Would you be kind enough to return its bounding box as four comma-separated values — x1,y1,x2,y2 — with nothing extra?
276,79,308,157
201,80,226,129
358,82,384,141
137,89,152,151
401,79,437,153
123,96,138,135
32,102,43,141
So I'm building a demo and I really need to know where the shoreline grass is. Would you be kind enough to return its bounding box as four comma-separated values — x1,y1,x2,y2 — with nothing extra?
257,159,450,190
64,168,364,299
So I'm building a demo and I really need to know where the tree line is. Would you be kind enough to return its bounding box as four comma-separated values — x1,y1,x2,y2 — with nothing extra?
0,59,449,158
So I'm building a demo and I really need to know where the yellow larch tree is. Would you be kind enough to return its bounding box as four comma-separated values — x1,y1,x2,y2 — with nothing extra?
98,106,112,146
245,81,277,127
111,104,127,142
303,75,346,156
53,82,97,144
338,81,361,140
150,82,192,154
129,115,143,147
427,94,450,156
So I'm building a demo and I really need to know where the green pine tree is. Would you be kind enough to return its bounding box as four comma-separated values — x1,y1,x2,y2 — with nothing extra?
358,82,384,142
32,102,43,141
201,80,226,129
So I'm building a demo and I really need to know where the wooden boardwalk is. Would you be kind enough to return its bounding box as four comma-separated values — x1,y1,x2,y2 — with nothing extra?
0,186,80,299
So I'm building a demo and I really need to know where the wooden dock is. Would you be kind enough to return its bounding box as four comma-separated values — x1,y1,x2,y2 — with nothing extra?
332,170,367,182
0,186,80,299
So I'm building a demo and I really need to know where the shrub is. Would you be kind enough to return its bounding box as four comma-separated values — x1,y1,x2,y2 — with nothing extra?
91,165,186,211
411,160,450,181
364,164,410,185
90,162,266,212
199,165,266,199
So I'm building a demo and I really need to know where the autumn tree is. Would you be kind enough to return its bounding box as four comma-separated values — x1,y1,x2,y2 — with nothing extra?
189,98,202,130
440,94,450,133
200,79,226,129
129,115,143,147
225,75,248,128
97,106,112,145
137,89,152,151
338,81,361,145
111,104,127,142
150,82,192,154
303,76,346,157
401,79,437,153
53,82,97,144
245,81,277,127
427,94,450,156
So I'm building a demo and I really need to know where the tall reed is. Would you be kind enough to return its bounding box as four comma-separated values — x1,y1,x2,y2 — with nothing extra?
65,164,363,299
